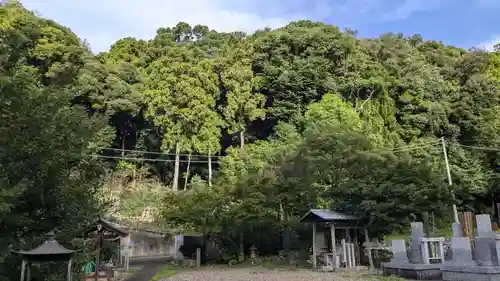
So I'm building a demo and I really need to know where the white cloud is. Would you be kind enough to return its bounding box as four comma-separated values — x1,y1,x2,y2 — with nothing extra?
20,0,447,53
477,36,500,52
22,0,293,52
378,0,450,23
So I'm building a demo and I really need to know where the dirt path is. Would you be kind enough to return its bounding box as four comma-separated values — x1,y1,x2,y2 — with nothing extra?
163,268,370,281
125,263,164,281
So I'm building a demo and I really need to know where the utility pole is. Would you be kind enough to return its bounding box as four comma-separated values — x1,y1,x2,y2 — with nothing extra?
441,137,460,223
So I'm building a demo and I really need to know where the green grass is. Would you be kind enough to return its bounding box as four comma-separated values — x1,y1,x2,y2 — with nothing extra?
384,226,455,242
151,264,180,281
128,267,139,274
261,260,280,269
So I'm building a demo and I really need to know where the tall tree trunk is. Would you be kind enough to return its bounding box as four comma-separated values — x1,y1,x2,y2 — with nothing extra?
239,129,245,150
132,167,136,190
172,143,180,191
238,232,244,262
119,132,126,191
121,133,126,156
283,199,291,263
208,149,212,188
184,154,191,190
238,137,245,261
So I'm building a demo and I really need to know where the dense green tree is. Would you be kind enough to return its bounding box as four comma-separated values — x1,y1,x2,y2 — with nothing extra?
6,1,500,270
216,36,266,149
0,2,114,280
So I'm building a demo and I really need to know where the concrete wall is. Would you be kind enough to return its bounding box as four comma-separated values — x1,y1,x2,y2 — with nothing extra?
120,233,176,258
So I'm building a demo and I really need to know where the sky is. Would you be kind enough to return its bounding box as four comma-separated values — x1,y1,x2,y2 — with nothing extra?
20,0,500,53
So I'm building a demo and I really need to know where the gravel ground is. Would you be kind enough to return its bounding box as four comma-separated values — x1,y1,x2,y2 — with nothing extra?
163,268,369,281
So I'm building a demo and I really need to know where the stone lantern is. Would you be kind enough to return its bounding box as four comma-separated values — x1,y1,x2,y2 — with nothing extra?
249,244,258,264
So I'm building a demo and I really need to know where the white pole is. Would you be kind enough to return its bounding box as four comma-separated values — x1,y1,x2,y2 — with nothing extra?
67,259,72,281
346,229,352,268
441,137,459,223
20,260,26,281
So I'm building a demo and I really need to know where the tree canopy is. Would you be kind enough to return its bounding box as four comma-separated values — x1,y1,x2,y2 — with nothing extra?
3,1,500,277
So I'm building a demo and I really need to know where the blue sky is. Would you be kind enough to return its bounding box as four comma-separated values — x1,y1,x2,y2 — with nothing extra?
21,0,500,53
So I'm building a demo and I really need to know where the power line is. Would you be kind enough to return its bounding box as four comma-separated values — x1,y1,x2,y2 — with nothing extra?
91,154,219,163
95,141,441,164
98,147,224,158
388,143,439,153
456,144,500,152
100,139,441,159
97,140,500,164
370,140,440,153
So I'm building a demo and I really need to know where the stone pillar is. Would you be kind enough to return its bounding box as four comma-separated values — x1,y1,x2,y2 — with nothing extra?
196,248,201,268
20,259,26,281
452,223,464,237
477,214,494,238
341,239,347,265
67,259,72,281
391,240,409,264
349,243,356,267
410,222,424,264
421,240,430,264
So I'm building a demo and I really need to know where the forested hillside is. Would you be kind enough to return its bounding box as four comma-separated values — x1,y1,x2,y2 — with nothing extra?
2,1,500,278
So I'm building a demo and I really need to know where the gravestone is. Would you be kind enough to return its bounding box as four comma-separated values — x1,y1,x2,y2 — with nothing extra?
450,237,473,265
495,234,500,266
477,214,494,238
452,223,463,237
391,239,408,263
475,237,498,266
410,222,424,264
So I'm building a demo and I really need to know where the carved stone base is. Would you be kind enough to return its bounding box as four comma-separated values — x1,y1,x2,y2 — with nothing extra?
443,264,500,281
382,262,442,280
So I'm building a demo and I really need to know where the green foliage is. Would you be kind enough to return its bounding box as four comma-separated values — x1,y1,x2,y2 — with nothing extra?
5,2,500,276
0,2,115,280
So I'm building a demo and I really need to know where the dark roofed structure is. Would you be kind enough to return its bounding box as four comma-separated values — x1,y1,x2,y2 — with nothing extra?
12,232,78,281
12,235,78,260
300,209,359,223
299,209,373,270
85,216,128,240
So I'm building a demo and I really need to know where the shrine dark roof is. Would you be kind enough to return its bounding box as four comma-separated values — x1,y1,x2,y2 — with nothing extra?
11,235,78,257
85,216,128,238
300,209,359,223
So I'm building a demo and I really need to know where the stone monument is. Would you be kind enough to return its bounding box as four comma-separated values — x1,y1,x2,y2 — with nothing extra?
391,240,409,264
382,222,445,280
410,222,425,264
442,214,500,281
